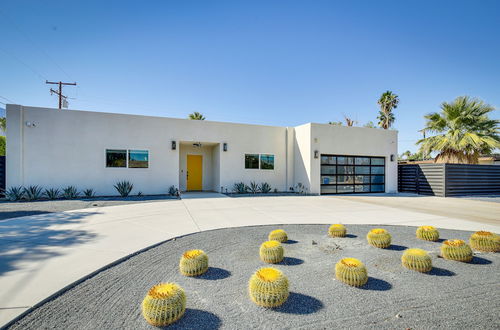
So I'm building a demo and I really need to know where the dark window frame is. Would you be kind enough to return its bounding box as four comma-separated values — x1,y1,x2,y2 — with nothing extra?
245,154,260,169
106,149,127,168
320,154,385,195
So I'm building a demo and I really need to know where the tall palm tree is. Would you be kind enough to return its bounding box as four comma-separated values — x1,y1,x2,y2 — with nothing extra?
377,91,399,129
188,112,205,120
417,96,499,164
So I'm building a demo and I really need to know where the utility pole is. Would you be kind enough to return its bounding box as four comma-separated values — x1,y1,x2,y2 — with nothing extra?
46,80,77,109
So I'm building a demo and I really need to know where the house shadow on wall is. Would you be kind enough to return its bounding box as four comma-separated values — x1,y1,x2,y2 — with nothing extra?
0,211,100,276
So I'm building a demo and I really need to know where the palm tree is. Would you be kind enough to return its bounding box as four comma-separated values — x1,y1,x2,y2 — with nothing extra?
377,91,399,129
417,96,499,164
0,117,5,131
343,115,356,127
188,112,205,120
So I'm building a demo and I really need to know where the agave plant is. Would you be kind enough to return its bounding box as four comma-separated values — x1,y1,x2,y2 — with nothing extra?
249,181,259,194
44,188,60,200
23,185,44,201
63,186,79,199
259,182,272,193
114,180,133,197
82,188,96,198
168,185,179,196
233,182,248,194
4,186,25,201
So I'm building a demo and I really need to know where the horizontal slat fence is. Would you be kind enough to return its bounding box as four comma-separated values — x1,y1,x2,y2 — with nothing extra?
398,163,500,197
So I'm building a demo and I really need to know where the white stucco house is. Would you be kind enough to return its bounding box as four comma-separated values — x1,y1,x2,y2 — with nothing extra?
6,104,398,195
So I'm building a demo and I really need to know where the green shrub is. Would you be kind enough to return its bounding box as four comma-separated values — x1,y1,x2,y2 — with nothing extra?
63,186,79,199
44,188,60,200
259,182,272,193
249,181,259,194
114,180,133,197
4,186,25,201
233,182,248,194
23,185,44,201
0,136,5,156
168,185,179,196
82,188,96,198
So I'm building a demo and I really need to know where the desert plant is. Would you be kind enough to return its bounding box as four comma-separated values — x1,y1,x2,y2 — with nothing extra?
62,186,79,199
137,191,143,197
233,182,248,194
259,240,284,264
82,188,95,198
335,258,368,287
179,249,209,277
401,248,432,273
469,231,500,252
4,186,25,201
23,185,44,201
249,181,259,194
273,188,278,193
268,229,288,243
259,182,272,194
295,182,307,194
328,224,347,238
168,185,179,196
416,226,440,242
114,180,133,197
44,188,60,200
248,267,289,307
141,282,186,326
366,228,391,248
440,239,473,262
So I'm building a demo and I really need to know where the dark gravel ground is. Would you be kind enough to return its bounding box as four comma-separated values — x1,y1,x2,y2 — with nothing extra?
7,224,500,330
0,196,178,221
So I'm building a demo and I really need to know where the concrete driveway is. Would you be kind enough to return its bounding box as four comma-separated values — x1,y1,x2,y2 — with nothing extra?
1,193,499,326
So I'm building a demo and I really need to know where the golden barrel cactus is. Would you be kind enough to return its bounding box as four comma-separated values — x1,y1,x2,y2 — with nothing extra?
179,249,209,276
366,228,391,248
469,231,500,252
248,267,289,307
142,282,186,326
440,239,473,262
268,229,288,243
260,240,284,264
335,258,368,287
416,226,440,241
328,224,347,237
401,248,432,273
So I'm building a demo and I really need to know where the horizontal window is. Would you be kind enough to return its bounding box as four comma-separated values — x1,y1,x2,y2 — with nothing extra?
337,166,354,175
337,156,354,165
321,176,336,185
106,149,126,168
337,175,354,184
260,154,274,170
371,184,385,192
129,150,149,168
371,166,385,175
355,185,371,192
321,156,336,165
355,157,370,165
320,186,337,194
245,154,259,169
355,166,370,175
371,158,385,165
321,166,336,175
371,175,384,184
355,175,370,184
337,185,354,193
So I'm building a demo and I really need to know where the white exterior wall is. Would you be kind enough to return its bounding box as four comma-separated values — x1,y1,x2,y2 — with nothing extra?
6,105,398,196
309,123,398,194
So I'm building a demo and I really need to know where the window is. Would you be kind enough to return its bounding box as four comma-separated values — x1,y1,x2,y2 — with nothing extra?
320,154,385,194
106,149,126,167
106,149,149,168
245,154,259,169
260,154,274,170
129,150,149,168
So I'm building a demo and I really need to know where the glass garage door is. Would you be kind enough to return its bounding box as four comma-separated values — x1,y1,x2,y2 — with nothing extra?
320,155,385,194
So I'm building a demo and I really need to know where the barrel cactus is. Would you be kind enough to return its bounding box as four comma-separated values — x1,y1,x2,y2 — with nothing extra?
416,226,440,242
260,240,284,264
141,282,186,326
440,239,473,262
328,224,347,238
469,231,500,252
179,249,209,276
335,258,368,287
366,228,391,248
401,248,432,273
268,229,288,243
248,267,289,307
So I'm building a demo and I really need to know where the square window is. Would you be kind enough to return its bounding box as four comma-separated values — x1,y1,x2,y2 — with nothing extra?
129,150,149,168
245,154,259,169
106,149,126,167
260,154,274,170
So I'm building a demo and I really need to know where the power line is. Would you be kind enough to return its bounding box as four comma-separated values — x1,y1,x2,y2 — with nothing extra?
0,95,15,103
0,47,48,81
0,9,74,81
46,81,77,109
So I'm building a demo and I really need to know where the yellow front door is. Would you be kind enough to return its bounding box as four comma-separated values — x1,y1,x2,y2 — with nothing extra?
187,155,203,191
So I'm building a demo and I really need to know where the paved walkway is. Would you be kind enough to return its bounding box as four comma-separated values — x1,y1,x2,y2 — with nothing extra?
1,193,499,326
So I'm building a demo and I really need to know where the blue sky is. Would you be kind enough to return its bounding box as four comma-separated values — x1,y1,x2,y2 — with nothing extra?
1,0,499,153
